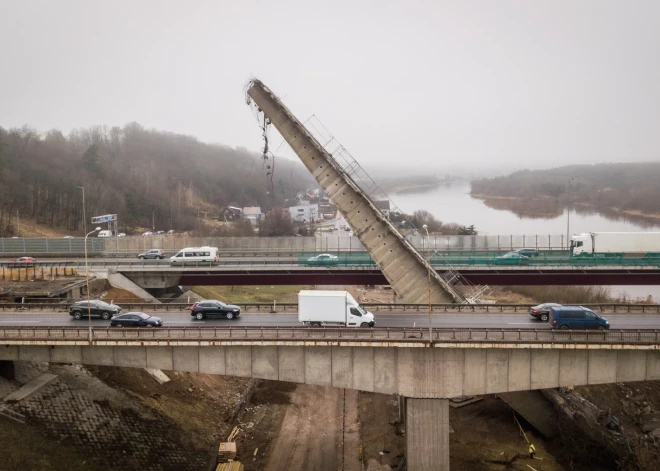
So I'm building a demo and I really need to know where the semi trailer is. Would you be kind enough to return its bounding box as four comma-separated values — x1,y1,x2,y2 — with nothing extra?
571,232,660,256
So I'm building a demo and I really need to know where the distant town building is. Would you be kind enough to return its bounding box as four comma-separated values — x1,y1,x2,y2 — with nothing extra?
219,206,243,221
242,206,264,225
375,200,391,218
288,204,319,223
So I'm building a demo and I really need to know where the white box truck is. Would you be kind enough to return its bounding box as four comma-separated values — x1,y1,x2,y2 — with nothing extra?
571,232,660,256
298,290,375,327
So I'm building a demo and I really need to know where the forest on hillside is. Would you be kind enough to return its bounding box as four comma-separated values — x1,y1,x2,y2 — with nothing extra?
471,163,660,215
0,124,315,236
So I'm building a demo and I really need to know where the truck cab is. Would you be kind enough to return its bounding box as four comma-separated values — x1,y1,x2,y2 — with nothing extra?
570,233,592,256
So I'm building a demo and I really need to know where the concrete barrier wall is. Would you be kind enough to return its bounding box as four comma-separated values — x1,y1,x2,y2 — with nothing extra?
4,344,658,398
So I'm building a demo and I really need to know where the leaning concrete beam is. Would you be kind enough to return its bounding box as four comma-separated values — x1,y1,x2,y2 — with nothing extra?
246,79,464,304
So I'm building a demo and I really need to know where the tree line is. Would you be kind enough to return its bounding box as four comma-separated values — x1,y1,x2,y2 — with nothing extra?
0,124,315,237
471,163,660,215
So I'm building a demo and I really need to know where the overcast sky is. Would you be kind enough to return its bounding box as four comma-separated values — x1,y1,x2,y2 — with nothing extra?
1,0,659,172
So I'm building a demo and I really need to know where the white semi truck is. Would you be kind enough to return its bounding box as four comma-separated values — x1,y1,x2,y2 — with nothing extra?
571,232,660,256
298,290,375,327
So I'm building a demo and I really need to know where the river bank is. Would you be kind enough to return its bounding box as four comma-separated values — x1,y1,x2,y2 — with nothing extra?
470,192,660,223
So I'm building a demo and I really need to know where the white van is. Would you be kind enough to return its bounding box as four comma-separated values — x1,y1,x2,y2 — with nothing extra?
170,246,219,264
97,230,113,238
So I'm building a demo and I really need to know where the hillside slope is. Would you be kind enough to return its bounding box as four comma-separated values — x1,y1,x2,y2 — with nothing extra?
0,124,315,236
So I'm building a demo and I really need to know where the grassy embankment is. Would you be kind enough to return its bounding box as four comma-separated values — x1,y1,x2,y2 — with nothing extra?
191,285,312,304
490,285,617,304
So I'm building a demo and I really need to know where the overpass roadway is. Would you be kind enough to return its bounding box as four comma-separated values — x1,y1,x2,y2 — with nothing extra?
2,311,660,329
5,260,660,286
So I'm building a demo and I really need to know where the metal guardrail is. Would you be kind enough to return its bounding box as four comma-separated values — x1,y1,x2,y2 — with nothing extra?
0,326,659,345
3,302,660,313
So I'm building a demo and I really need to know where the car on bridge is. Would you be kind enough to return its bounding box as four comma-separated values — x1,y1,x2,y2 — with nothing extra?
529,302,561,322
494,252,530,265
189,300,241,320
306,253,339,266
110,312,163,327
515,248,540,257
13,256,36,263
549,306,610,330
69,300,121,320
138,249,165,260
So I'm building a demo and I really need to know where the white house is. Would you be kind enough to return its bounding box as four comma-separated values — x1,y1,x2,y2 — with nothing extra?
242,206,264,225
288,204,319,223
375,200,391,218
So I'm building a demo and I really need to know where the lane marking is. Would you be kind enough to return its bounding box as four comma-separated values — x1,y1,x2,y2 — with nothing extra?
507,322,537,325
0,320,40,323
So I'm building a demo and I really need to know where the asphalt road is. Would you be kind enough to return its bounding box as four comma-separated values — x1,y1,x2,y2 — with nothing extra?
1,311,660,329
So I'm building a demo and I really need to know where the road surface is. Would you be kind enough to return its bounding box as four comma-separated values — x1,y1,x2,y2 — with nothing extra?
1,311,660,329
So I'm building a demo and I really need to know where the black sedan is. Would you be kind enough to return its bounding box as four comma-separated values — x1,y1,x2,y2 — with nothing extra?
529,303,562,322
110,312,163,327
189,300,241,320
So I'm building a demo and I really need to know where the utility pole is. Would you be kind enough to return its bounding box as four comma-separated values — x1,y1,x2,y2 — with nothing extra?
152,210,155,232
77,186,87,235
566,178,574,250
16,210,19,237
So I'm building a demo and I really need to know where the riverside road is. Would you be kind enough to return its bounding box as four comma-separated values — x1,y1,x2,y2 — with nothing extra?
2,312,660,329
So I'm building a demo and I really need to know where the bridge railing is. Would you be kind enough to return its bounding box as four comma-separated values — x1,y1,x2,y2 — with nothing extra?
0,326,658,345
2,302,660,313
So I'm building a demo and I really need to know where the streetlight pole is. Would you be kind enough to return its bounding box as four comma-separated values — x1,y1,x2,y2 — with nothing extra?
423,224,432,343
566,178,574,250
85,227,101,342
77,186,87,235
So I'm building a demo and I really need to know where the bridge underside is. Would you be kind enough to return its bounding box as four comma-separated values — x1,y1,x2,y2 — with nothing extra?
168,269,660,286
3,344,660,398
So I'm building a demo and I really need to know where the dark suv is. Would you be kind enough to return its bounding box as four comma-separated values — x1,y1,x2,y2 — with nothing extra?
69,300,122,320
189,300,241,320
138,249,165,259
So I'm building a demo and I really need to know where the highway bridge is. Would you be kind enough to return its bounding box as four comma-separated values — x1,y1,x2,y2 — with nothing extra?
4,259,660,286
2,315,660,470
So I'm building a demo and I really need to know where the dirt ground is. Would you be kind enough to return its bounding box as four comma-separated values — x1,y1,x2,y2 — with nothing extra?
88,366,249,450
236,382,362,471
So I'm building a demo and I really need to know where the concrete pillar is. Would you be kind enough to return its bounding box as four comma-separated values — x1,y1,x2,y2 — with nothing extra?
406,398,450,471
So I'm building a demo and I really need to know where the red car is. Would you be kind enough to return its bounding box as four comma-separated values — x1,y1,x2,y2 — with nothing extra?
15,257,36,262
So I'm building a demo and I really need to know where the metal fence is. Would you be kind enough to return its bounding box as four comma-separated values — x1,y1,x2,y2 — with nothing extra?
0,326,658,345
0,234,575,255
2,302,660,313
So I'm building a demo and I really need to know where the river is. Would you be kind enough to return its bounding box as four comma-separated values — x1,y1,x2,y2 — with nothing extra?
391,183,660,301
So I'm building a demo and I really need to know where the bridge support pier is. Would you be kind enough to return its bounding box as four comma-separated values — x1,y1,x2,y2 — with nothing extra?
406,398,450,470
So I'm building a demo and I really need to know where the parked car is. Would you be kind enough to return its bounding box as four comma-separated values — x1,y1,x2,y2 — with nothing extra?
142,231,153,237
167,229,175,234
493,252,530,265
188,300,241,320
117,233,126,237
110,312,163,327
515,248,540,257
62,235,74,239
14,256,36,263
138,249,165,260
549,306,610,330
155,230,165,235
306,253,339,265
529,302,562,322
69,300,121,320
